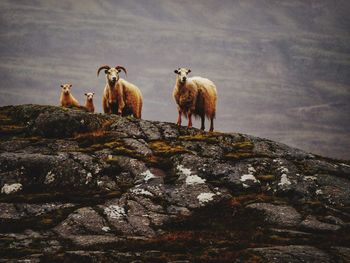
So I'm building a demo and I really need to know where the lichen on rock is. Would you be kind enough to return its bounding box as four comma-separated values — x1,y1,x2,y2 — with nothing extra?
0,105,349,262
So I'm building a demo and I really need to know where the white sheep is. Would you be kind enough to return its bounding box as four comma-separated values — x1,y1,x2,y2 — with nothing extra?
84,92,95,113
97,65,143,119
173,68,217,132
60,83,80,108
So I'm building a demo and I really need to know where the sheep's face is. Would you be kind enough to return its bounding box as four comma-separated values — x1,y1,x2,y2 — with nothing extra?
61,84,72,95
174,68,191,84
105,68,120,86
85,92,95,102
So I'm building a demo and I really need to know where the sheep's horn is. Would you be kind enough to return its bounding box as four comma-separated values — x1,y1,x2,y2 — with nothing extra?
97,65,110,77
115,66,127,77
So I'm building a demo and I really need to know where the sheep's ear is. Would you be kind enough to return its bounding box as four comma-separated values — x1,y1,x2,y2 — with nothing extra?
187,69,191,73
60,85,63,88
92,92,95,95
104,69,108,74
84,93,87,96
69,84,72,88
174,69,179,74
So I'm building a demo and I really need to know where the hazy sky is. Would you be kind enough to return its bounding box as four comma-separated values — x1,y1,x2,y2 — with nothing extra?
0,0,349,159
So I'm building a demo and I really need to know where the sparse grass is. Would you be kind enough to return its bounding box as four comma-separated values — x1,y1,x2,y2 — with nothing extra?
74,130,106,140
255,175,276,182
229,194,276,207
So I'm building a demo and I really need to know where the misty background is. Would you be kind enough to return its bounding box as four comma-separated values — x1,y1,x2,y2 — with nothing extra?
0,0,349,159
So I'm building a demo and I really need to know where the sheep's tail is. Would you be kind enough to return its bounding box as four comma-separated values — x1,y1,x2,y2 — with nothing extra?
138,97,143,119
203,84,217,120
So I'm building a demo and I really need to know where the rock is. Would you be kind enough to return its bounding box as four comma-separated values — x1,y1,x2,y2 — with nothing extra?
24,106,112,138
0,202,74,220
331,247,350,263
159,122,180,139
0,105,349,262
109,117,144,138
322,215,345,226
54,207,109,236
241,245,332,263
0,203,23,219
139,120,162,141
300,215,341,232
316,174,350,206
246,203,302,227
1,183,22,194
66,235,123,248
268,228,312,238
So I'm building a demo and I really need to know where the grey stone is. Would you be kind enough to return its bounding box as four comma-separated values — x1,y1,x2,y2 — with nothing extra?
300,215,341,232
139,120,162,141
54,207,109,236
331,247,350,263
246,203,302,227
243,245,331,263
322,215,345,226
123,138,153,156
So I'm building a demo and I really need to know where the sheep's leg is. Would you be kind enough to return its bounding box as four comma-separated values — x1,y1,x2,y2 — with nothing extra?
209,118,214,132
117,105,124,116
187,112,193,128
177,110,182,126
111,103,118,114
200,114,205,131
102,99,110,114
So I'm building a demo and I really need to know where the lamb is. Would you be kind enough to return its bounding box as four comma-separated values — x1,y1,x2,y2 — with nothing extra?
60,83,80,108
84,92,95,113
97,65,143,119
173,68,217,132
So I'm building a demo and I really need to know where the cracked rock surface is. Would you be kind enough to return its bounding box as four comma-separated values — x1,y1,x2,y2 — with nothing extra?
0,105,349,262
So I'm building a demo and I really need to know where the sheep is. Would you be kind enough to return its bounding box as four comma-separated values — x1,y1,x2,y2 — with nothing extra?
60,83,80,108
173,68,217,132
84,92,95,113
97,65,143,119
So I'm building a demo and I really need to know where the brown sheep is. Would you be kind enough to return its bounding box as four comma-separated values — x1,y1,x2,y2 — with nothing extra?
173,68,217,132
84,92,95,113
60,84,80,108
97,65,143,119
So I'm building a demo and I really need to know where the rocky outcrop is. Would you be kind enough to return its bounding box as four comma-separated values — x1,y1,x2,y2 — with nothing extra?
0,104,349,262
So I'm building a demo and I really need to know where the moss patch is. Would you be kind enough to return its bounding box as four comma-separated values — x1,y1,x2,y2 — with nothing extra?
178,132,223,143
224,152,255,160
112,145,141,157
224,140,256,160
149,140,191,157
0,124,26,135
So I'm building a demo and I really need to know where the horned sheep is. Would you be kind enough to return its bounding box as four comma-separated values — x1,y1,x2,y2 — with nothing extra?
173,68,217,132
97,65,143,119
